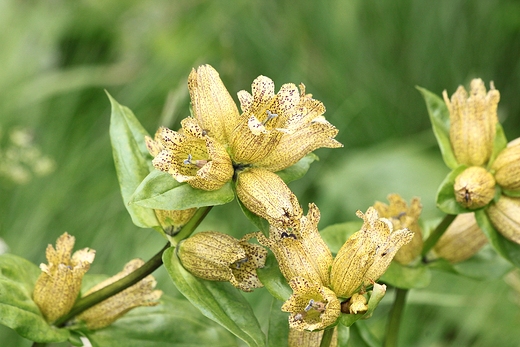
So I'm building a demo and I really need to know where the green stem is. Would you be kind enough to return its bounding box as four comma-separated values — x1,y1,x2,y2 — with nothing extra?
421,213,456,256
319,328,335,347
53,205,212,327
384,288,408,347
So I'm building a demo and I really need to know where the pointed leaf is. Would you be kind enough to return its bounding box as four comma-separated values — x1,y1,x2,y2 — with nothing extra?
0,254,70,343
257,252,292,302
417,86,458,169
266,298,289,347
108,93,159,228
163,247,266,347
131,170,235,210
488,123,508,167
82,295,238,347
436,165,475,214
475,209,520,267
275,153,318,183
379,262,431,289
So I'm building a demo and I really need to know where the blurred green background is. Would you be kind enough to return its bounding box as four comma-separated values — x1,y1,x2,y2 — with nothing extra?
1,0,520,346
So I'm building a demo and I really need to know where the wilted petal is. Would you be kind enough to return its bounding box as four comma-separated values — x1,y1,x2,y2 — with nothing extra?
281,277,341,331
443,79,500,166
33,233,95,323
188,64,240,144
77,259,162,330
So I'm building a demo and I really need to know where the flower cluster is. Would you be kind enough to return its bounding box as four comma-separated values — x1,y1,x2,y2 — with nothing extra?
443,79,520,245
33,233,161,329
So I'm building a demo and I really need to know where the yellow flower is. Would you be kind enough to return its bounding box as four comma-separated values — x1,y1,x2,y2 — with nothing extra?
235,168,303,230
345,293,368,314
443,78,500,167
257,203,333,286
281,277,341,331
77,259,162,330
154,208,197,236
33,233,96,323
433,213,487,263
373,194,423,264
146,118,233,191
453,166,496,209
177,231,267,292
491,138,520,192
486,195,520,245
288,327,338,347
330,208,413,298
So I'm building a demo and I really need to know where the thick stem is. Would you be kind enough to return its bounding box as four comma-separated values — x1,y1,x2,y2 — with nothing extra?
384,288,408,347
319,328,335,347
421,214,456,256
53,206,212,327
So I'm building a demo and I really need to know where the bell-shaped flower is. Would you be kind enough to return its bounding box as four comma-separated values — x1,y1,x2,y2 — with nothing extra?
453,166,496,209
235,168,303,230
486,195,520,245
177,231,267,292
373,194,423,264
281,277,341,331
154,208,197,236
76,259,162,330
33,233,96,323
145,118,233,191
187,65,240,144
433,213,487,263
491,138,520,192
288,328,338,347
443,79,500,167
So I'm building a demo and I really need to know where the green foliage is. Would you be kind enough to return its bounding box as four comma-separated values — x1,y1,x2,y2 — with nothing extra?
256,252,292,302
163,247,266,347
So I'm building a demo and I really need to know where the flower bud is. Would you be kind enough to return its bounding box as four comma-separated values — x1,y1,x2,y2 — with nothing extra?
76,259,162,330
177,231,267,292
373,194,423,264
486,195,520,245
281,277,341,331
154,208,197,235
235,168,302,230
288,327,338,347
454,166,496,209
491,138,520,192
443,79,500,166
433,212,487,263
344,293,368,314
33,233,96,322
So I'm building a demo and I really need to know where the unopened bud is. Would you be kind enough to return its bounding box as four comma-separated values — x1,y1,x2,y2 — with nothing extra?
487,195,520,245
454,166,495,209
154,208,197,235
492,138,520,192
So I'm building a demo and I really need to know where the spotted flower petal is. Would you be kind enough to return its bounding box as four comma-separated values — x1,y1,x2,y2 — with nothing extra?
281,277,341,331
33,233,96,323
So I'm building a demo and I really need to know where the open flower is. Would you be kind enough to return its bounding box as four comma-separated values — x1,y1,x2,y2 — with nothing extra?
76,259,162,330
177,231,267,292
281,277,341,331
373,194,423,264
443,78,500,167
33,233,96,323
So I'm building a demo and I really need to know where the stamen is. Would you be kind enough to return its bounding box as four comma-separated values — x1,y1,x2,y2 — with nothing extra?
183,154,208,168
262,110,278,125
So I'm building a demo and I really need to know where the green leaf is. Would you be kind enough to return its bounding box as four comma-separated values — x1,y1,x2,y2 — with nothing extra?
83,295,238,347
488,123,508,167
257,252,292,302
345,321,380,347
163,247,266,347
321,222,362,254
131,170,235,210
266,298,289,347
275,153,318,183
417,86,458,169
475,209,520,267
379,262,431,289
0,254,70,343
436,165,475,214
107,92,159,228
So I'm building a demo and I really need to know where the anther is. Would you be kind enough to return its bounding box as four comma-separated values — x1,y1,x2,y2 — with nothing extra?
183,154,193,165
304,299,315,312
262,110,278,125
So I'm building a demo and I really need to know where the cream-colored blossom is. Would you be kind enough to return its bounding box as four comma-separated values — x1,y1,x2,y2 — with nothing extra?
373,194,423,264
433,213,487,263
146,118,233,191
77,259,162,330
178,231,266,292
154,208,197,236
235,168,303,230
487,195,520,245
33,233,95,323
443,79,500,166
281,277,341,331
492,138,520,192
288,327,338,347
454,166,496,209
